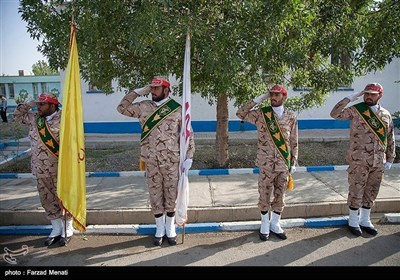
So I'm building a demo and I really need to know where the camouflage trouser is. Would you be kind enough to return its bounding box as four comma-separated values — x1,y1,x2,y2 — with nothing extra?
347,164,384,209
145,156,180,215
258,168,288,213
36,177,63,220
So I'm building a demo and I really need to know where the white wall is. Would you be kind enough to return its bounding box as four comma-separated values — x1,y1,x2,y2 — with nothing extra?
60,58,399,123
297,60,400,120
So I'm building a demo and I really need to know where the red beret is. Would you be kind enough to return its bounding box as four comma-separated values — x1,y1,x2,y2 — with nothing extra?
149,77,170,88
35,93,59,105
362,83,383,95
269,85,287,96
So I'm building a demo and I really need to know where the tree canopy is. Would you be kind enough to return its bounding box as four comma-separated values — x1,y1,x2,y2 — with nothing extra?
32,60,58,75
19,0,399,109
19,0,400,166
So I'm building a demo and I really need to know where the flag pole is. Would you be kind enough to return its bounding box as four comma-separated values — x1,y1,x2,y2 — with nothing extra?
182,225,185,244
183,27,190,245
57,19,87,234
176,26,191,244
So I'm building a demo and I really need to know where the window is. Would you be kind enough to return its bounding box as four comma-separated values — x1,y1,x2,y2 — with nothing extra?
8,84,15,99
89,84,99,91
0,84,5,96
32,83,38,99
87,83,107,94
41,82,47,93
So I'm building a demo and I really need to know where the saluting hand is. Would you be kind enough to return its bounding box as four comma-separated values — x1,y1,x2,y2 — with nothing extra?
134,85,151,96
345,92,364,102
253,93,270,104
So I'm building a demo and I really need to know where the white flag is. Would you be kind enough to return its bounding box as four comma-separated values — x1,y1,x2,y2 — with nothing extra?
176,29,191,227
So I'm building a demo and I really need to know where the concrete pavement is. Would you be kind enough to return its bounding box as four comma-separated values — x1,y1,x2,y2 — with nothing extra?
0,129,399,234
1,167,399,226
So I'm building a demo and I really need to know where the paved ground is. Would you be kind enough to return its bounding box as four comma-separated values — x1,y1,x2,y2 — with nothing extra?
0,129,399,235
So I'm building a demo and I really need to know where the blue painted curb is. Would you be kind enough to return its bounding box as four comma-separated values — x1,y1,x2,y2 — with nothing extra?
0,149,31,166
0,141,20,149
1,163,399,179
88,172,122,177
306,166,335,172
0,173,18,179
304,217,348,227
198,169,230,176
2,214,399,235
0,217,350,235
0,225,52,235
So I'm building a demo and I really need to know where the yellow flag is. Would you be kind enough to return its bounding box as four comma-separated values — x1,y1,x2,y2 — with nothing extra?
57,23,86,232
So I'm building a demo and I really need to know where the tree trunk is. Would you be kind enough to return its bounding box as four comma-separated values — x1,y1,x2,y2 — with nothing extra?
216,93,229,167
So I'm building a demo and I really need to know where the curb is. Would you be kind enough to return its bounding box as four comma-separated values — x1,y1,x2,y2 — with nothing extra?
1,214,399,235
1,163,399,179
0,148,31,166
0,141,21,149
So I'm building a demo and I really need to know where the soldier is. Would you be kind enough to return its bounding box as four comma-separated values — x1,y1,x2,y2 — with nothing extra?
330,83,396,236
117,76,195,246
13,93,74,246
236,85,298,241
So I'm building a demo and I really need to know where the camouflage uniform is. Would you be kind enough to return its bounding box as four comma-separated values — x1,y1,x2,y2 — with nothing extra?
13,104,63,220
117,92,195,215
236,100,298,213
330,99,396,209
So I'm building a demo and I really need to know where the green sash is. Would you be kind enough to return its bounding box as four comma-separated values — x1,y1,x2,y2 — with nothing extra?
261,106,291,169
141,98,181,142
36,116,59,158
353,103,387,148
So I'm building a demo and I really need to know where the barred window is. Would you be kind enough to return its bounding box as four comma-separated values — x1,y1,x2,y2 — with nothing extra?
33,83,38,99
8,84,15,99
0,84,5,96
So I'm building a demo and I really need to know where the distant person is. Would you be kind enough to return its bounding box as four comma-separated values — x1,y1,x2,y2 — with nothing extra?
0,94,8,122
330,83,396,237
117,76,195,246
236,85,298,241
13,93,74,246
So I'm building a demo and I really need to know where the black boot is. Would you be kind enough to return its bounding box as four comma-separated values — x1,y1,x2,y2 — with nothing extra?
153,235,164,246
270,212,287,240
167,236,177,246
360,225,378,236
44,235,61,246
359,207,378,236
348,226,362,237
258,231,269,241
271,230,287,240
59,236,71,246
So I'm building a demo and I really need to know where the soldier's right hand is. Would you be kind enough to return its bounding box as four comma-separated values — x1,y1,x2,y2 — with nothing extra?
345,92,364,102
26,100,37,108
134,85,151,96
253,93,269,104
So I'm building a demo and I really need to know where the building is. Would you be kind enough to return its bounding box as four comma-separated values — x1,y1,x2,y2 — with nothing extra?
0,74,60,114
2,59,399,133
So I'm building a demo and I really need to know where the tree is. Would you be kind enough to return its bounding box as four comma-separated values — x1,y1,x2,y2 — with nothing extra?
32,60,58,75
19,0,400,166
354,0,400,77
